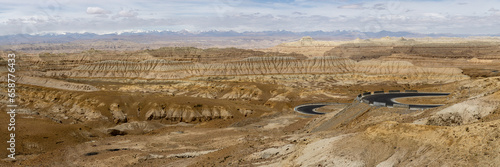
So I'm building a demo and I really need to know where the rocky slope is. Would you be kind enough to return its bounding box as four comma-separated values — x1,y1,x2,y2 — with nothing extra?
0,76,99,92
38,57,468,84
0,83,267,125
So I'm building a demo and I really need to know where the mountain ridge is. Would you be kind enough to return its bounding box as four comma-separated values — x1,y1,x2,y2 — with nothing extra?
2,30,499,46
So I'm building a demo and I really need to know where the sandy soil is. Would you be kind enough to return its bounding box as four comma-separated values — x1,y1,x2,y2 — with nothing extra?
394,96,449,105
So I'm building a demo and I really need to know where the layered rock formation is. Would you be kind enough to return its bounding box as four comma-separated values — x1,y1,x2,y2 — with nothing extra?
0,76,99,92
0,82,254,125
266,36,500,60
43,57,467,83
145,104,234,122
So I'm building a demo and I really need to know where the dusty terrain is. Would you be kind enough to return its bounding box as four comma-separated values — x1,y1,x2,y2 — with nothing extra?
1,37,500,166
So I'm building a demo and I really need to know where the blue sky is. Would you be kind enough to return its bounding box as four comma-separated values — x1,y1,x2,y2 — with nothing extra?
0,0,499,35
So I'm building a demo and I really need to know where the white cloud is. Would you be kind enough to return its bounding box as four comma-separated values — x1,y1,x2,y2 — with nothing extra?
1,0,500,36
489,8,499,12
114,9,138,18
86,7,111,15
372,3,386,10
422,13,447,19
338,4,366,10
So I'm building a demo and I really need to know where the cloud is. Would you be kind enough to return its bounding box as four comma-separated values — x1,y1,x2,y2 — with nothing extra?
422,13,446,19
372,3,386,10
292,11,306,15
86,7,111,15
338,4,366,10
113,9,138,18
3,0,500,36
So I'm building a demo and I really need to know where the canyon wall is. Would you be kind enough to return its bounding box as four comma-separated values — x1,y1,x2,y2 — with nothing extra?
38,56,468,83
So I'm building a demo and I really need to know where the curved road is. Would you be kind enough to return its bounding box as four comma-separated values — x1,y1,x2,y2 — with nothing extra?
294,104,328,115
361,92,449,109
294,103,350,115
295,92,450,115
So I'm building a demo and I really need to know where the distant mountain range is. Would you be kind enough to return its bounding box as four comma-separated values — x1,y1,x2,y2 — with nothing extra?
1,30,499,46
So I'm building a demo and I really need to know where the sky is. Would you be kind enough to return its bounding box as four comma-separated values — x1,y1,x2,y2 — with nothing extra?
0,0,499,36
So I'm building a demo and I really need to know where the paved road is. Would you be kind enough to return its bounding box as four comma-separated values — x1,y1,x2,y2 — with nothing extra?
294,104,327,115
361,92,449,109
294,103,351,115
295,92,450,115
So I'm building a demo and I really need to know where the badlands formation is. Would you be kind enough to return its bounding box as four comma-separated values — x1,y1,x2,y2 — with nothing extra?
1,37,500,166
